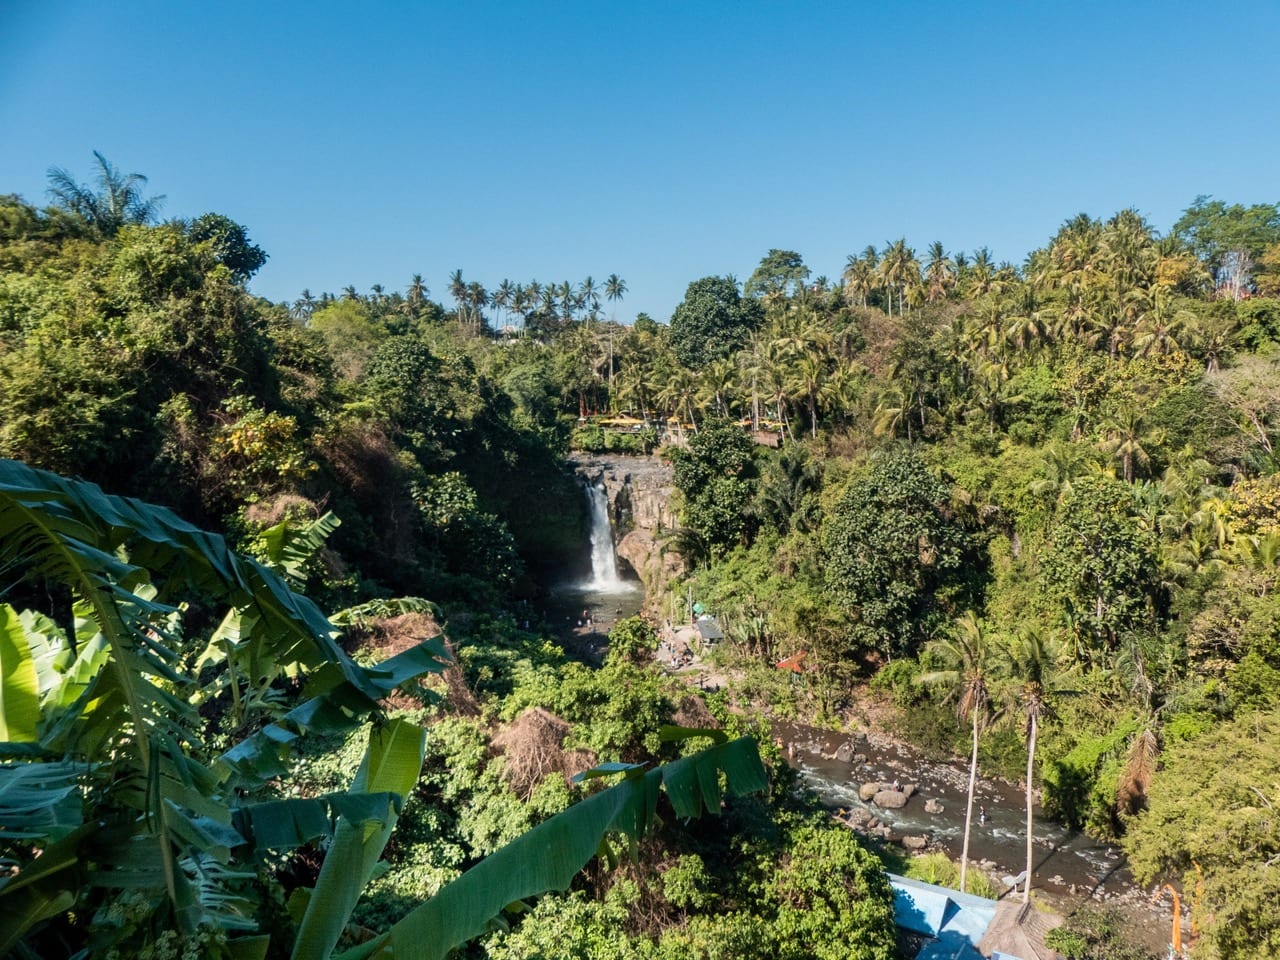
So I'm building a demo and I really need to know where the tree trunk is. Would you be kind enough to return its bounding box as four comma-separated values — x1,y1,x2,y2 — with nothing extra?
1024,712,1037,904
961,707,979,892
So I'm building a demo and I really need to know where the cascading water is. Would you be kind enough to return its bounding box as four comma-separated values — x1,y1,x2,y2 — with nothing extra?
543,466,641,638
585,480,624,589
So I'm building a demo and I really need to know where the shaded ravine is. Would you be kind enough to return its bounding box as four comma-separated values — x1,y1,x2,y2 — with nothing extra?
540,468,645,658
554,458,1170,947
774,722,1170,947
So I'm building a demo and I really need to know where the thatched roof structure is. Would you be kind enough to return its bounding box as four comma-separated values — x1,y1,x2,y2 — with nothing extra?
976,900,1063,960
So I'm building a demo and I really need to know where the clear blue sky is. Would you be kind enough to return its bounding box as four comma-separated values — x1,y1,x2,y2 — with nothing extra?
3,1,1278,323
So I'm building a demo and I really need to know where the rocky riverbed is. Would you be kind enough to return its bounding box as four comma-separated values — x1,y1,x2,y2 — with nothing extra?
775,721,1174,953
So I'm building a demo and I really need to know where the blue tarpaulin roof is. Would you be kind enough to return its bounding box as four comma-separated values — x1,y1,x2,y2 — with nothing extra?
888,874,1014,960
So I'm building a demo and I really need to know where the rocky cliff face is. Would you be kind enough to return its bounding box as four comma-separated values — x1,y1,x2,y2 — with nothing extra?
570,454,683,607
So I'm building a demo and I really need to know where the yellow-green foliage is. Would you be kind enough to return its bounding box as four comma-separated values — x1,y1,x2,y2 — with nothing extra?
901,852,1000,899
1122,710,1280,960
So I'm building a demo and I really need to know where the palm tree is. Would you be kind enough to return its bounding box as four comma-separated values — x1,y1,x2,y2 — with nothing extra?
789,354,828,439
615,360,656,423
966,247,996,298
579,276,600,324
923,612,1001,893
1004,626,1067,904
604,274,627,320
879,239,919,316
1131,289,1192,358
842,255,876,308
291,289,317,323
466,282,488,332
924,241,956,302
738,331,767,430
449,268,467,321
700,358,738,418
46,151,165,238
493,279,514,328
871,383,913,441
819,361,864,428
760,358,795,443
1101,405,1163,483
407,274,428,312
657,367,700,439
510,284,530,329
539,283,557,317
1028,440,1091,504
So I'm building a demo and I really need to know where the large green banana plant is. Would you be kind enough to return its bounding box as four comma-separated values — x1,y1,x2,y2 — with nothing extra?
0,459,768,958
0,458,447,955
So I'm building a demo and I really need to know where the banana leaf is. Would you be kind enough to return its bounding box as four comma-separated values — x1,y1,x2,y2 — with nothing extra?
336,734,766,960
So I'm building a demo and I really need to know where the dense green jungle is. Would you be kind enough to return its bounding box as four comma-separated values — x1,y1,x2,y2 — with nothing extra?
2,156,1279,959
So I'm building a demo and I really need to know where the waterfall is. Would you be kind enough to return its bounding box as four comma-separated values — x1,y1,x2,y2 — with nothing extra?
585,480,624,589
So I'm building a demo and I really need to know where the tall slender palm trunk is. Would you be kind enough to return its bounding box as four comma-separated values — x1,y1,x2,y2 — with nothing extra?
1024,713,1038,903
961,707,979,892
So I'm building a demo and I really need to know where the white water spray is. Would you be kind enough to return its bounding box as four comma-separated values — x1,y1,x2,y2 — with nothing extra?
585,480,624,590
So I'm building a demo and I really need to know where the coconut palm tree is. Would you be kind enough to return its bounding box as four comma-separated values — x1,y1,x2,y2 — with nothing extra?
510,284,530,330
923,612,1001,892
46,151,165,238
291,289,317,323
578,276,600,325
538,283,557,317
407,274,428,312
1101,405,1164,483
1028,440,1093,504
466,281,488,332
1004,626,1068,904
819,361,865,428
924,241,956,302
789,354,828,439
879,239,919,316
448,269,467,321
965,247,996,298
657,367,701,439
604,273,627,320
842,255,877,308
700,357,738,418
615,360,657,423
871,383,913,441
492,279,514,328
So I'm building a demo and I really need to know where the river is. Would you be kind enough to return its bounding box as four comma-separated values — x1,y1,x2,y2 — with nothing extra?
553,459,1170,950
774,721,1170,949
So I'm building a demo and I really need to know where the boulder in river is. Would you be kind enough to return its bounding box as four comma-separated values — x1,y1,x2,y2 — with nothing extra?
859,782,882,802
873,789,909,809
924,797,944,815
902,835,928,851
902,782,917,798
844,807,871,828
835,741,854,763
